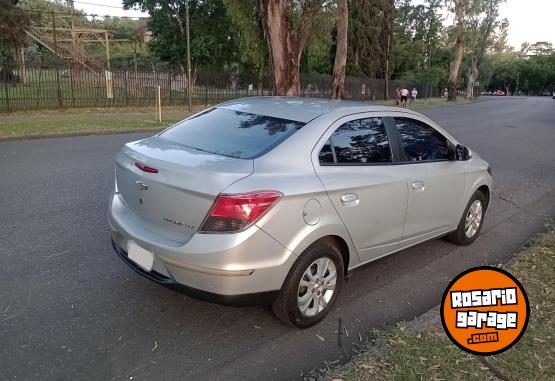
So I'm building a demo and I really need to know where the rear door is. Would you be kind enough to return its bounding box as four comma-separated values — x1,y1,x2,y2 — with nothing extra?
313,114,408,262
390,116,466,239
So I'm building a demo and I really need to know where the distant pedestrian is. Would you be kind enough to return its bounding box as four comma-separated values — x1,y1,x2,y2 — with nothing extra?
409,87,418,107
395,86,401,106
400,87,409,108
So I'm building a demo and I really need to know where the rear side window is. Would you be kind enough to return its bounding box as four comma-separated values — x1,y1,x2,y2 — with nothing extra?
319,140,335,164
159,108,305,159
319,117,391,164
394,117,450,162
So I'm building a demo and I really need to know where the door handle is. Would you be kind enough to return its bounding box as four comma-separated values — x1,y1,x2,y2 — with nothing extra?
341,193,359,207
412,181,425,191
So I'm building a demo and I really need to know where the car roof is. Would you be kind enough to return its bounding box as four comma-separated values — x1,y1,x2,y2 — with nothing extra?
217,96,408,123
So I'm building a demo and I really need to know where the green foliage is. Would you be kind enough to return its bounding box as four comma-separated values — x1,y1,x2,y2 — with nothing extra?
223,0,267,74
301,5,335,74
347,0,394,78
7,0,553,94
483,51,555,94
392,0,447,85
123,0,241,69
0,0,33,64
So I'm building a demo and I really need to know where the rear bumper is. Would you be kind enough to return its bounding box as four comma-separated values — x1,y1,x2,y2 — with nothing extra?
111,237,278,306
108,193,296,305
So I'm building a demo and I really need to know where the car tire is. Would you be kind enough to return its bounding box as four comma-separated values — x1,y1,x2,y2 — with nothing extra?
272,239,344,328
448,190,488,245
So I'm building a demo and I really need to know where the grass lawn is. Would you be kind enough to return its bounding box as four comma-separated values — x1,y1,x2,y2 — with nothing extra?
374,96,479,110
0,105,208,139
330,226,555,381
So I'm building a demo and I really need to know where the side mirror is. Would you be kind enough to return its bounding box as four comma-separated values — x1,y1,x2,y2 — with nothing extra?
455,144,472,161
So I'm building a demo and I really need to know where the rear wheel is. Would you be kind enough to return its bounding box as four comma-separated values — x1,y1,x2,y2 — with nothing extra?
448,190,487,245
272,239,344,328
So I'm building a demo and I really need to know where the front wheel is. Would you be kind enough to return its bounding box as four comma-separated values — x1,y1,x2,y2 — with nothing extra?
272,239,344,328
448,190,487,245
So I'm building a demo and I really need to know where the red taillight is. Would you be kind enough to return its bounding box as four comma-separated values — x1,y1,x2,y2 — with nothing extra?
135,162,158,173
200,191,283,233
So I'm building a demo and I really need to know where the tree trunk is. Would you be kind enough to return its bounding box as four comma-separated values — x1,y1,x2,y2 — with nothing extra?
331,0,348,99
384,34,390,101
257,68,264,95
447,0,465,101
17,46,26,84
382,0,395,100
260,0,322,96
465,57,478,98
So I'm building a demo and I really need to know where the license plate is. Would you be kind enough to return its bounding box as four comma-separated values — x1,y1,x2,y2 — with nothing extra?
127,241,154,271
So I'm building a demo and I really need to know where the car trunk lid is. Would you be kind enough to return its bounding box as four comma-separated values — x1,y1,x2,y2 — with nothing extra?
115,136,253,243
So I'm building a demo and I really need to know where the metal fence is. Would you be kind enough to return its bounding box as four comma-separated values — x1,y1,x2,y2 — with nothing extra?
0,62,440,112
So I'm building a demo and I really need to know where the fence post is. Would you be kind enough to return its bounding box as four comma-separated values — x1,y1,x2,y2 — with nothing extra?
205,75,208,105
156,85,162,122
69,64,75,107
3,77,9,112
169,72,173,105
124,70,129,106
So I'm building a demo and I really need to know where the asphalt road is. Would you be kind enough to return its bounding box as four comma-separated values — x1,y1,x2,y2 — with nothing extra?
1,96,554,380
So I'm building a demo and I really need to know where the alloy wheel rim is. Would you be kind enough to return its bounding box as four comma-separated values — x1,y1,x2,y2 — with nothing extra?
465,200,483,238
297,257,337,318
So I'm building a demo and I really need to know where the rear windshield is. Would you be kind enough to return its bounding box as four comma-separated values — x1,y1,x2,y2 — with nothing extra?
159,107,305,159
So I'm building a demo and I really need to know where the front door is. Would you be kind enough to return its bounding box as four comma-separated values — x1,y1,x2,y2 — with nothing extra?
391,116,466,239
314,115,408,261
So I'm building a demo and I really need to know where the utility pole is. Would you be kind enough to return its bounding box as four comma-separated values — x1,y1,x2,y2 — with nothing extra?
185,0,192,112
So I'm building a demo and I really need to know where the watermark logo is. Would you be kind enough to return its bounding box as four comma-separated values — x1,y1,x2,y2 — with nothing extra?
440,266,529,355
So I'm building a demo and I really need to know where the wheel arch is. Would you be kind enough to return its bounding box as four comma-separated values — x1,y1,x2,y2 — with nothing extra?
294,234,352,277
476,184,491,209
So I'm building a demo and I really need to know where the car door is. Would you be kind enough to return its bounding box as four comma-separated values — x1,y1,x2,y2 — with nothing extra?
313,115,408,262
390,116,466,240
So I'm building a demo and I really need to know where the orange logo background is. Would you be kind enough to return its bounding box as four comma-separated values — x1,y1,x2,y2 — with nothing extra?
441,267,529,355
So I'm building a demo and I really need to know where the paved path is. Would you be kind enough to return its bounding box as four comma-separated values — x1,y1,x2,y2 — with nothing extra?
1,96,554,380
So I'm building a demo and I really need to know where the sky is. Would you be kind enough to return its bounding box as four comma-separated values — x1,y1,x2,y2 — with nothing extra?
71,0,555,50
70,0,145,19
499,0,555,49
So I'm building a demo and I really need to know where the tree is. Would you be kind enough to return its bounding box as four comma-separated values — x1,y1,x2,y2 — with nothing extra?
100,17,148,71
447,0,466,101
0,0,33,82
392,0,444,80
464,0,504,99
300,4,335,74
259,0,324,96
330,0,348,98
123,0,240,70
224,0,268,94
348,0,394,79
529,41,554,56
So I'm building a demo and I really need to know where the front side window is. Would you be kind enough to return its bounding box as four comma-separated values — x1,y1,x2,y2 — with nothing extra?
319,117,391,164
394,117,450,162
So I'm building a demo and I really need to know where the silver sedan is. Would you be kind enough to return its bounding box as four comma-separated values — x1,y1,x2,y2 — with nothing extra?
109,97,493,327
